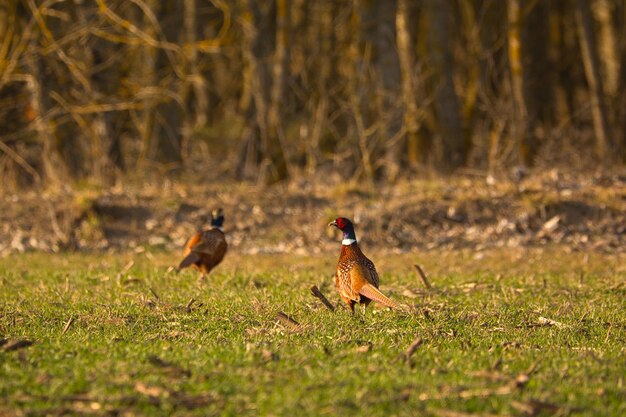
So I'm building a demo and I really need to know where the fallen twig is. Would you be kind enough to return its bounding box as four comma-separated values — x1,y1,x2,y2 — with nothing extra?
147,355,191,378
414,264,432,289
2,339,34,352
116,260,134,282
61,317,74,336
149,287,160,301
511,399,584,415
310,285,335,311
403,336,423,365
537,316,568,328
276,311,302,332
417,384,517,401
513,359,540,387
428,408,506,417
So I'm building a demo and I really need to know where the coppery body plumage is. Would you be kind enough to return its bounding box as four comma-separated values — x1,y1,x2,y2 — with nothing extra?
178,209,227,277
329,217,397,312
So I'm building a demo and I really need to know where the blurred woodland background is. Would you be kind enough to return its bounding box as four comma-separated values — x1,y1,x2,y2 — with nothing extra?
1,0,625,191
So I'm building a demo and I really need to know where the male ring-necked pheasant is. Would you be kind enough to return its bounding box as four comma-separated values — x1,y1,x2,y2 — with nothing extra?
329,217,398,312
177,208,227,278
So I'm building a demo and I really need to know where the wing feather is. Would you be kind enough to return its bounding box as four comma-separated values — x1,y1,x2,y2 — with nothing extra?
178,252,201,270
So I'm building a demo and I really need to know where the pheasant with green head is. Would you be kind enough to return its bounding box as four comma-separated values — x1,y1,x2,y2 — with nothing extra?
178,208,227,278
328,217,398,312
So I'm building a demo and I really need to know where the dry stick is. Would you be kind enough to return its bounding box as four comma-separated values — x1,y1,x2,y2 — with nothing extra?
149,287,160,301
116,261,134,282
310,285,335,311
0,140,41,183
521,359,540,380
0,20,36,88
417,383,520,402
185,298,195,313
26,0,91,90
96,0,185,80
511,400,561,416
276,311,302,332
428,408,504,417
403,336,423,365
2,339,33,352
61,317,74,336
414,264,432,289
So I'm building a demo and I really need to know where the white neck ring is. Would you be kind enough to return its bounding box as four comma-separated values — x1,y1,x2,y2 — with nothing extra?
342,238,356,245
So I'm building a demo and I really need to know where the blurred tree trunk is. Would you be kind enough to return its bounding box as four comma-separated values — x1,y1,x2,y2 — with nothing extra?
348,0,374,183
74,5,124,183
505,0,554,168
366,0,402,182
267,0,289,182
145,0,183,169
523,1,553,139
330,1,357,168
24,53,65,185
575,0,614,161
305,0,333,174
348,0,402,182
396,0,422,167
235,0,261,180
0,2,43,186
181,0,209,158
458,0,480,159
28,1,85,180
482,1,507,174
593,0,619,98
198,3,234,129
426,0,466,171
127,1,151,170
550,0,577,124
616,4,626,163
593,0,622,161
458,0,507,173
237,0,287,184
507,0,537,167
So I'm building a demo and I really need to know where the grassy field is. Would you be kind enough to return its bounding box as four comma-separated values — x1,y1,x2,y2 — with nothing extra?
1,247,624,416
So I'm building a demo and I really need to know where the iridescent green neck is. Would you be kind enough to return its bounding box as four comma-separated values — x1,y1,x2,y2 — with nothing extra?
342,226,357,245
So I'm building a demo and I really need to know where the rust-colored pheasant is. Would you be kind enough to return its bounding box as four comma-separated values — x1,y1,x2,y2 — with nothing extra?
328,217,398,312
178,208,227,278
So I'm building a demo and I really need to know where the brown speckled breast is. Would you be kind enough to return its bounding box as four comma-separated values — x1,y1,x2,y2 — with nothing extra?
335,243,380,306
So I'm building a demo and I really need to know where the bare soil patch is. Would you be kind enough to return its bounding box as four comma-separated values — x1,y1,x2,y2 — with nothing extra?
1,170,624,256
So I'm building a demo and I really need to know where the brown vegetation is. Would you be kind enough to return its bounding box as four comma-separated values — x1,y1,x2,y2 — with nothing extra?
0,0,625,191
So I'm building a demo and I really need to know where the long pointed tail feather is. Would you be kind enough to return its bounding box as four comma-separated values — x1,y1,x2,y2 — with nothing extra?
359,284,398,309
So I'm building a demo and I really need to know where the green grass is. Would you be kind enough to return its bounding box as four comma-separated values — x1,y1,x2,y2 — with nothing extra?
1,248,624,416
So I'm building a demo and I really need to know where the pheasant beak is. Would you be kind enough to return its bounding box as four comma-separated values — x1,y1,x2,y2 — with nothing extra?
328,220,338,228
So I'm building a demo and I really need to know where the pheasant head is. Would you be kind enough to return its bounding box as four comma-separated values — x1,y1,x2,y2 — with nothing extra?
210,208,225,230
328,217,357,245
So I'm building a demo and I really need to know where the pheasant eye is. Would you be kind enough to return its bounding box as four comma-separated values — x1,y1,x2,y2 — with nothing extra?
336,218,346,229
